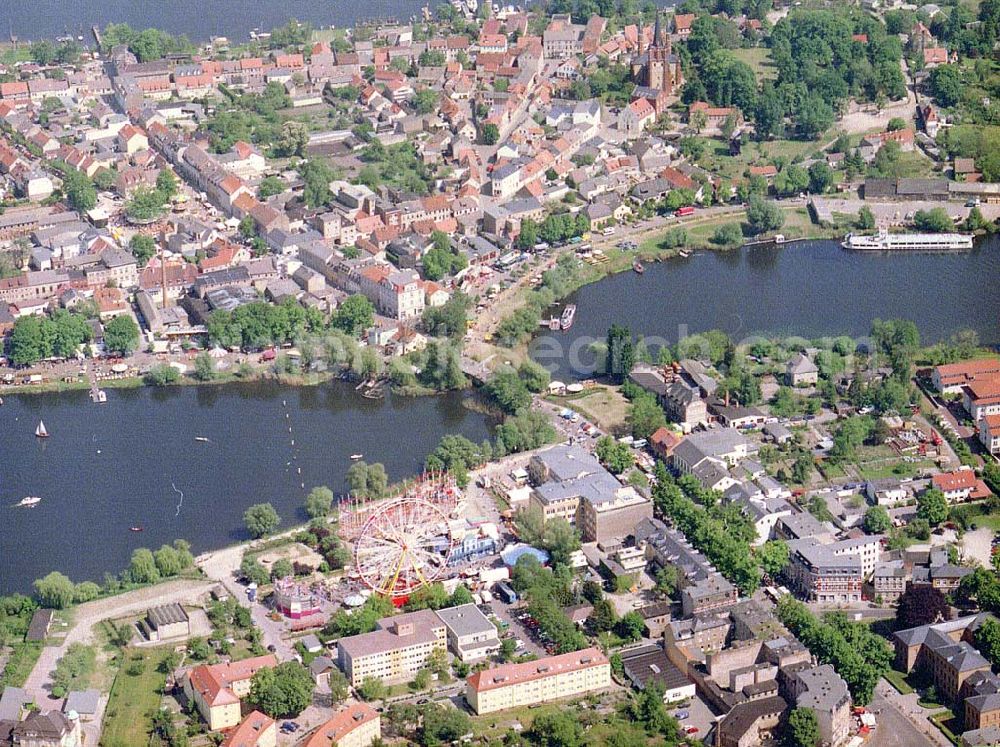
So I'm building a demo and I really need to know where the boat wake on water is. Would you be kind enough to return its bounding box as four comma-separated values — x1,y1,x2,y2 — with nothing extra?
172,482,184,516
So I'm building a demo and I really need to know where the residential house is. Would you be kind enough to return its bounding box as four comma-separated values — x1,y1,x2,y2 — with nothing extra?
182,655,278,730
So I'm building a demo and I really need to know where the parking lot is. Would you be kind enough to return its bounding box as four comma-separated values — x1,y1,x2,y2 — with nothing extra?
670,693,719,743
487,597,548,658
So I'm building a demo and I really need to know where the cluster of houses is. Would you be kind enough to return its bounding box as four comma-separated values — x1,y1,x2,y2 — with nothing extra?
932,358,1000,456
0,3,795,356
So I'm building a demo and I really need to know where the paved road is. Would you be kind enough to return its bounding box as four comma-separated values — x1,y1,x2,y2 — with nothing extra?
871,680,950,747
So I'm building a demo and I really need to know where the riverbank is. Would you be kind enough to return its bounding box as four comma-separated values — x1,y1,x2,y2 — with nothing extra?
466,206,844,372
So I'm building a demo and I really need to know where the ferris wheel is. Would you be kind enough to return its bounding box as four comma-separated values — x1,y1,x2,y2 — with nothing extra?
353,497,454,600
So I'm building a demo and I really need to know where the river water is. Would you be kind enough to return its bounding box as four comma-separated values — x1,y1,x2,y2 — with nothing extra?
7,0,429,43
530,238,1000,380
0,381,493,594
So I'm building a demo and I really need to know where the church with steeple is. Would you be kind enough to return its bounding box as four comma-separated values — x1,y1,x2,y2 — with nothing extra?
631,13,684,115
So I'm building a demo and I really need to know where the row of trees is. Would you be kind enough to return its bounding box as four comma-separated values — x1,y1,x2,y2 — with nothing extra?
516,212,591,249
776,596,892,705
9,312,139,365
205,298,333,351
651,466,769,594
33,540,194,609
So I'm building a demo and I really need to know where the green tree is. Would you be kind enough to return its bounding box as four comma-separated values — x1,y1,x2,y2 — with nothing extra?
144,363,180,386
62,170,97,212
103,315,140,356
528,710,584,747
857,205,875,229
629,392,667,440
73,581,101,603
480,123,500,145
655,565,680,598
357,676,388,701
244,503,281,538
155,169,178,200
34,571,75,609
128,548,161,584
595,435,634,474
276,121,309,158
786,707,820,747
153,544,184,576
299,158,337,208
746,195,784,234
757,540,790,577
615,611,645,642
258,175,286,199
930,65,963,107
913,207,954,233
863,505,892,534
193,352,216,381
332,294,374,336
917,488,948,526
240,556,271,586
9,315,55,365
249,661,314,717
129,234,157,267
588,598,618,633
484,368,532,414
271,559,293,580
606,324,635,383
305,486,334,518
975,618,1000,668
808,161,833,194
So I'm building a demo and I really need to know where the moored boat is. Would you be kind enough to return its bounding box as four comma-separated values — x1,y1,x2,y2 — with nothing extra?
350,453,364,460
842,229,974,251
633,260,645,274
560,304,576,331
129,526,144,532
194,436,210,443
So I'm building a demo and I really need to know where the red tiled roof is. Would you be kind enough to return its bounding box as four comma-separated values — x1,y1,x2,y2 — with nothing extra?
221,711,274,747
186,655,277,708
301,705,378,747
932,470,977,493
468,647,608,693
935,359,1000,388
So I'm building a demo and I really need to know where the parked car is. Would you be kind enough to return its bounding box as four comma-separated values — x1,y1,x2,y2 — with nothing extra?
674,710,689,720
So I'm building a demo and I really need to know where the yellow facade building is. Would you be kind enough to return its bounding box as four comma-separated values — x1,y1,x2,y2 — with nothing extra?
466,647,611,715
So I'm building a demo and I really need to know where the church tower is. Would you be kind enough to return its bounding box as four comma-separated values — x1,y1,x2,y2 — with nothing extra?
644,11,682,100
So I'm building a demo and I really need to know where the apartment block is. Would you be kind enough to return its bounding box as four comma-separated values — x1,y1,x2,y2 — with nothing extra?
336,609,446,686
466,648,611,715
435,603,501,662
784,539,863,604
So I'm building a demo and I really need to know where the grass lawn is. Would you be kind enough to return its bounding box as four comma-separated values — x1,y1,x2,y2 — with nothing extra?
731,47,777,81
929,709,960,745
969,513,1000,530
101,647,173,747
548,385,629,434
855,458,935,481
472,702,565,739
0,643,42,689
892,150,940,179
692,135,831,182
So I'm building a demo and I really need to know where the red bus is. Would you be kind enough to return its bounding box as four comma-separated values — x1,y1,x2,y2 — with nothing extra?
674,206,695,217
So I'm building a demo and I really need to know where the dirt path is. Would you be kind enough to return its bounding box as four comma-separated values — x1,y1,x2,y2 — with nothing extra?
21,578,213,709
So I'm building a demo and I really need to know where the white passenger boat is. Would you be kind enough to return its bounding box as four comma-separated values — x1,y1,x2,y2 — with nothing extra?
842,229,973,251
